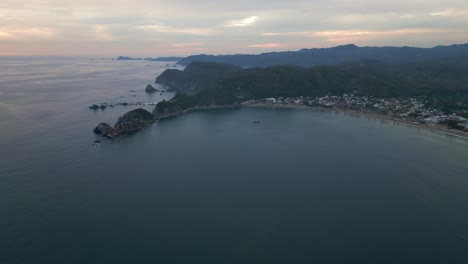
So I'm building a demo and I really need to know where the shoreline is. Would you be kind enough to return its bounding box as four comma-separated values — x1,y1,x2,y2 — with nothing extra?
152,102,468,141
154,104,240,120
244,102,468,140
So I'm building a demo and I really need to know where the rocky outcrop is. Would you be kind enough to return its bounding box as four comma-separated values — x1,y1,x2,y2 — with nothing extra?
89,104,100,110
89,104,108,110
114,108,155,135
152,100,184,117
93,123,116,138
93,108,155,138
145,84,159,93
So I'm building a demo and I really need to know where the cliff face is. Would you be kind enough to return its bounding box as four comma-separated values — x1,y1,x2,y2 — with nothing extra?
155,62,242,95
93,108,155,138
155,69,199,95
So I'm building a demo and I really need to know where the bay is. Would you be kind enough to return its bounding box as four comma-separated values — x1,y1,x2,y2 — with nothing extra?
0,58,467,263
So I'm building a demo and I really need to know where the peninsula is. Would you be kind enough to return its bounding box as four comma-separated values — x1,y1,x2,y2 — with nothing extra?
94,108,155,138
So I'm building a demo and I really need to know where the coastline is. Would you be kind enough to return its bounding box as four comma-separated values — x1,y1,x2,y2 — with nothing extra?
244,102,468,140
154,104,240,120
150,102,468,141
101,102,468,141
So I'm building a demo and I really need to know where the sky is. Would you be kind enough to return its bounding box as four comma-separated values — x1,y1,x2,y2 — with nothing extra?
1,0,468,56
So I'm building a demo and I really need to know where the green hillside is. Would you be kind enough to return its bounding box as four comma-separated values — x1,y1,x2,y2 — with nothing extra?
154,59,468,115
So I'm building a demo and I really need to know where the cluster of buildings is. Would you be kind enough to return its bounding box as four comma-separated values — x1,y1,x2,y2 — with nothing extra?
247,93,468,132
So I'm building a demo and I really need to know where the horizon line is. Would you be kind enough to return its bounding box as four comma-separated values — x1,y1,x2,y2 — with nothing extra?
1,42,467,58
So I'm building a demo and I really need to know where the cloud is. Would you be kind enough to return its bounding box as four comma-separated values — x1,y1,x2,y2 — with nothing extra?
225,16,259,27
172,43,203,47
1,0,468,56
263,28,464,38
262,31,314,37
400,14,416,19
315,28,461,37
248,43,287,48
0,27,56,40
93,25,114,41
314,28,467,44
0,30,14,40
429,9,468,16
136,24,214,35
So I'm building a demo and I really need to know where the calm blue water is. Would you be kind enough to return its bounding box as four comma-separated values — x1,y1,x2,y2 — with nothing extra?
1,58,468,264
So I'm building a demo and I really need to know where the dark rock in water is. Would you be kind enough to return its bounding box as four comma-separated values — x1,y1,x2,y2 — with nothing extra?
100,104,107,109
93,123,115,138
116,56,142,61
253,121,261,124
94,140,101,143
145,84,159,93
89,104,100,110
94,108,155,138
114,108,155,135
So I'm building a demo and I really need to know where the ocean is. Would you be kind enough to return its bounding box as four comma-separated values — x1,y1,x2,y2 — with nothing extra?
1,58,467,263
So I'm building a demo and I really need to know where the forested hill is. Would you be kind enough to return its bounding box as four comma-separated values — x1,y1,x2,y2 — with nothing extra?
177,43,468,68
154,59,468,113
155,62,242,95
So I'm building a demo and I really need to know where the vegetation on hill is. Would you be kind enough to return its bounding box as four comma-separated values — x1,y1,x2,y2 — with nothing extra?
155,62,241,95
153,59,468,115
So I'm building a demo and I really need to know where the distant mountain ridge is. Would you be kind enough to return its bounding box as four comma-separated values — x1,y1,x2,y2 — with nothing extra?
177,43,468,68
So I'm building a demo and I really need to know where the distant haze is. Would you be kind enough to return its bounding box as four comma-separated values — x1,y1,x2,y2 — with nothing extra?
1,0,468,56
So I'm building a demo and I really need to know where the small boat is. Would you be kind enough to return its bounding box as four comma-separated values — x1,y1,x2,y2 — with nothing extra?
253,121,261,124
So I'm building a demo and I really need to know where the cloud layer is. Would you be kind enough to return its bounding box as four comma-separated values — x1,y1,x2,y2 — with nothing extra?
1,0,468,56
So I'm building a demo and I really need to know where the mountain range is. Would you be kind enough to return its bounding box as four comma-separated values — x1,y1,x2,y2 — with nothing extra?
177,43,468,68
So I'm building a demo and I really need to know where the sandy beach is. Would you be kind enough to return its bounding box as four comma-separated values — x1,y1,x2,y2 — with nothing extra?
244,103,468,140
